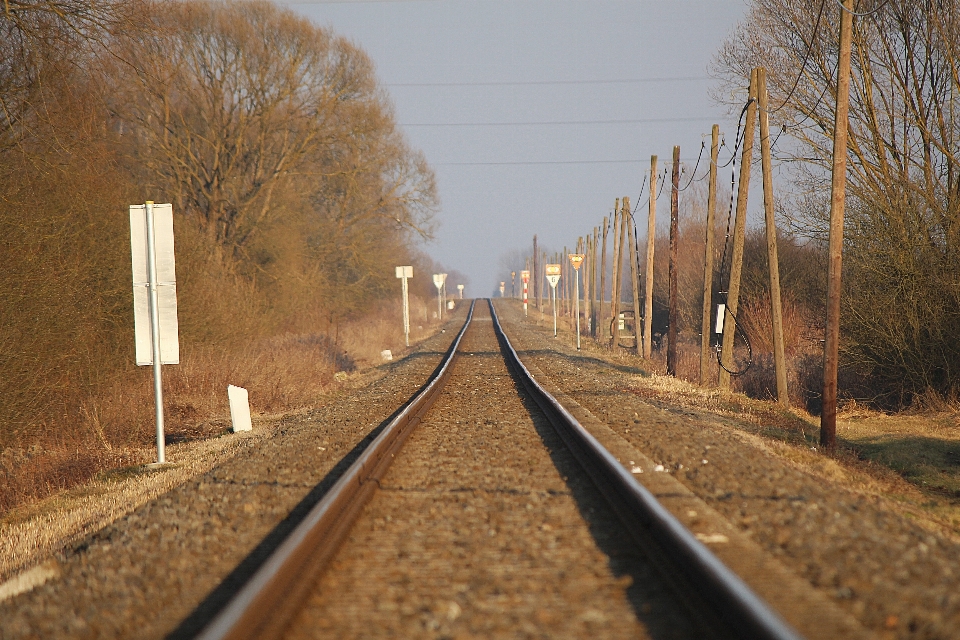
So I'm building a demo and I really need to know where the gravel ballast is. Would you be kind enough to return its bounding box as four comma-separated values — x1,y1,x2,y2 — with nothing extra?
286,306,706,639
495,299,960,640
3,298,959,639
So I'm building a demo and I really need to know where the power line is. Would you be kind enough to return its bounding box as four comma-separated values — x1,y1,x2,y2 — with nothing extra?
400,117,718,127
435,157,708,166
387,77,711,87
769,0,827,114
436,160,646,166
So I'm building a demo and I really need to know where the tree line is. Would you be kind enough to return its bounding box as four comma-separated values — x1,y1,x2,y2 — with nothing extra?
0,0,439,501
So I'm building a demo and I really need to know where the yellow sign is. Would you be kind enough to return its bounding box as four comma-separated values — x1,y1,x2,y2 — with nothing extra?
568,254,585,270
545,263,561,276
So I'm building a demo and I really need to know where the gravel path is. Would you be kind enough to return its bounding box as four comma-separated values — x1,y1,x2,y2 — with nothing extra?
0,311,466,640
286,306,708,639
495,299,960,640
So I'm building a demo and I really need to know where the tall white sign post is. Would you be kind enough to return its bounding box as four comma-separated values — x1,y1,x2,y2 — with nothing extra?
545,264,561,337
569,254,584,351
130,202,180,465
433,273,446,320
396,266,413,346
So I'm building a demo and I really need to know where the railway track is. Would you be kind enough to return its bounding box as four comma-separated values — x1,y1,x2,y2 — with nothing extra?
190,299,800,640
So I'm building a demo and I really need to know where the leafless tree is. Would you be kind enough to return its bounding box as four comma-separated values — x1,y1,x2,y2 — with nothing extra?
714,0,960,401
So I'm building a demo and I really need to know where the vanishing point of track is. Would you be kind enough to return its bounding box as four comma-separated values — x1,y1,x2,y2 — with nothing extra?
193,300,802,640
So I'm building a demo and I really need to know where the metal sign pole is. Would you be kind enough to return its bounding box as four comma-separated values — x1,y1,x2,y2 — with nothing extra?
144,201,166,464
402,276,410,346
552,283,558,336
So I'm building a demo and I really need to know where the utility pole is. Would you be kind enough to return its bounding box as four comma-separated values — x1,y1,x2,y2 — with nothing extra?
542,250,548,318
624,197,642,355
822,0,855,448
591,226,599,337
667,146,680,376
701,125,720,385
644,156,657,358
719,68,758,390
758,67,789,406
532,235,539,310
610,199,623,346
599,216,609,342
583,235,592,336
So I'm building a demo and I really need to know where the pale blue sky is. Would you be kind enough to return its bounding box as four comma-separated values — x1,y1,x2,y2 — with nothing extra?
282,0,751,295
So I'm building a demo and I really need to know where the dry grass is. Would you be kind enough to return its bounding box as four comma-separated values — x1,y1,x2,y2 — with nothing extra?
0,296,443,519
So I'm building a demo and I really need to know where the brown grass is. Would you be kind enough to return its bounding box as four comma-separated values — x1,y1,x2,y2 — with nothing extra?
0,296,442,518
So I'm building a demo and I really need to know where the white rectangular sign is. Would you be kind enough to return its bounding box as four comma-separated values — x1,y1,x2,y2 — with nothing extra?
228,385,252,432
130,203,180,365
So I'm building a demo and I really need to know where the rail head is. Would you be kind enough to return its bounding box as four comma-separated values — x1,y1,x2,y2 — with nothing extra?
195,300,476,640
487,299,804,640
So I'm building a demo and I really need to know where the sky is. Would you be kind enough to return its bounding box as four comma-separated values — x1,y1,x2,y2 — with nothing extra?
281,0,753,296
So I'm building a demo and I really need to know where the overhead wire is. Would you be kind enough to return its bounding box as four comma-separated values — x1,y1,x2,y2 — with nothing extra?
768,0,828,115
677,140,708,191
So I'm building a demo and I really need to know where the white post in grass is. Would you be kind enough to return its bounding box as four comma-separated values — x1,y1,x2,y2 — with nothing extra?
396,266,413,346
130,201,180,465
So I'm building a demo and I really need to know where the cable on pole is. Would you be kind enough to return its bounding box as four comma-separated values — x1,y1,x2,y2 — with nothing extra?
677,140,708,191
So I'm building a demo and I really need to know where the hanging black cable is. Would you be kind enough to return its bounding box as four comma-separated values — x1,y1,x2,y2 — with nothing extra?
677,140,708,191
714,97,755,376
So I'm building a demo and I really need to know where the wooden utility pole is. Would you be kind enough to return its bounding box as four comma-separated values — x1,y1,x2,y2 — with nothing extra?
719,69,759,390
542,250,548,314
532,235,539,310
591,225,599,337
610,200,623,346
667,146,681,376
584,235,593,336
614,200,629,346
644,156,658,358
758,67,789,406
822,0,854,448
599,216,609,341
624,197,642,354
701,125,720,385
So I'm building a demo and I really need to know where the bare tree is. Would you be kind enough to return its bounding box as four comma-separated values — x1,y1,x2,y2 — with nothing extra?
714,0,960,401
115,0,436,256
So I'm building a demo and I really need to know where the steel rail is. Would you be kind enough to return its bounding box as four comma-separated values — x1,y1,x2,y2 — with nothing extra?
196,300,477,640
488,299,804,640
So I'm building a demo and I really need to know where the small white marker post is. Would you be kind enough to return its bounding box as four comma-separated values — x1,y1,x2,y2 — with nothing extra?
227,385,252,432
545,264,561,337
130,202,180,465
569,254,585,350
458,284,464,299
433,273,447,320
396,266,413,346
499,282,505,297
